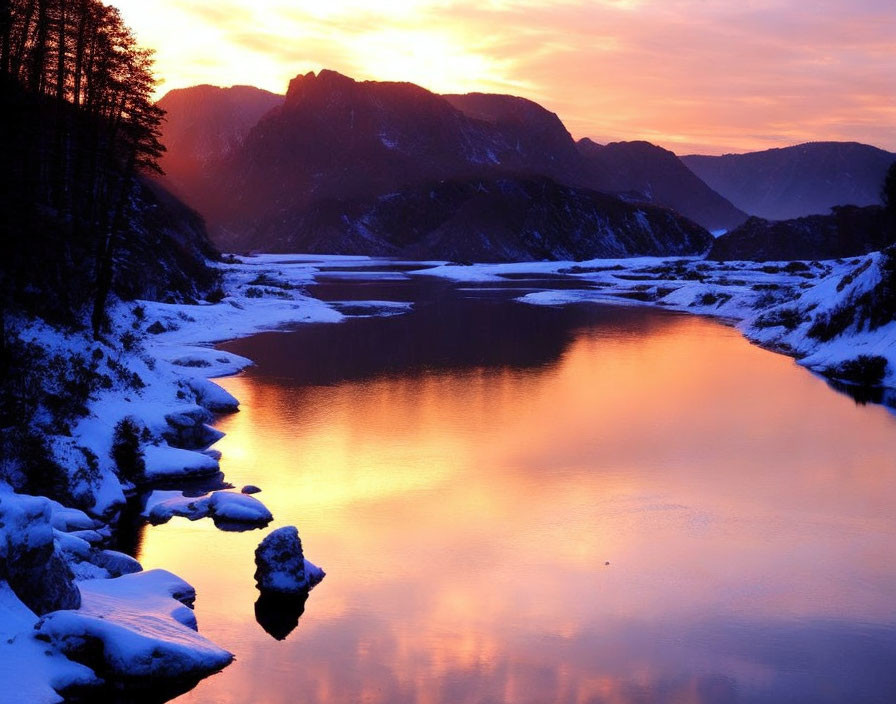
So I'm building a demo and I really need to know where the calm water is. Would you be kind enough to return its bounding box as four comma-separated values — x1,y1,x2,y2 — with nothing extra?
137,281,896,703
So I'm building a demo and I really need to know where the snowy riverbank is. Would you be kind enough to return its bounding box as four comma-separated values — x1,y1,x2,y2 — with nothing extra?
2,249,894,702
421,252,896,393
0,255,402,702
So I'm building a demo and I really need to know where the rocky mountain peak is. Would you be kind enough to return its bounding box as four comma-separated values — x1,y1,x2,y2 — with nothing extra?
284,69,357,105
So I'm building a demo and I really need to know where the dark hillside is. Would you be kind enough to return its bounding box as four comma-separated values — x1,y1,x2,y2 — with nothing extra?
578,139,748,232
1,7,218,330
708,205,894,262
248,176,713,261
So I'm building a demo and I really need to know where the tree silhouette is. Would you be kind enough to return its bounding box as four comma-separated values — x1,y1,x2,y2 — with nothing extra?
0,0,166,337
883,162,896,211
883,162,896,237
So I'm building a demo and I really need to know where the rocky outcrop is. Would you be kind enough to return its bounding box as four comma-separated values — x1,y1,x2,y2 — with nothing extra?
0,494,81,615
708,205,893,261
254,526,325,593
682,142,896,221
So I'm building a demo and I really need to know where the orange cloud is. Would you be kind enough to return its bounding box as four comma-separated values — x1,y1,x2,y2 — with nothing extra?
114,0,896,154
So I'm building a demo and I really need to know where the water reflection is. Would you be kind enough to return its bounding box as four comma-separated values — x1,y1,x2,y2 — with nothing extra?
136,291,896,704
255,590,310,641
826,377,896,408
221,292,674,385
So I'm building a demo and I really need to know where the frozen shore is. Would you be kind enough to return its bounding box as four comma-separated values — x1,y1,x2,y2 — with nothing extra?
0,254,400,702
2,249,894,702
414,253,896,394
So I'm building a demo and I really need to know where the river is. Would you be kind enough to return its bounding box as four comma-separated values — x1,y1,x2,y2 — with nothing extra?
136,277,896,703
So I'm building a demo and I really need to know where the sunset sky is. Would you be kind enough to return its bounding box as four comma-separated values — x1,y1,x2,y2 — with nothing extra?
114,0,896,155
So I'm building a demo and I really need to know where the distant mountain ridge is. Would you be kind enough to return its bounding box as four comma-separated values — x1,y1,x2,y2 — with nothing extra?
157,84,284,207
156,70,720,258
682,142,896,221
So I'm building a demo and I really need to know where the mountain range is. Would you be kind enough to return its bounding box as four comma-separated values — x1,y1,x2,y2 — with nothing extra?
156,70,894,260
157,71,735,258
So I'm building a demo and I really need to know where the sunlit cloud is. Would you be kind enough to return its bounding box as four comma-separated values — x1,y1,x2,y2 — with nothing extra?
113,0,896,154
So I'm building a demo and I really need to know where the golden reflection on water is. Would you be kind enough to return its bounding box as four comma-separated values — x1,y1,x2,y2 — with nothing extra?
137,307,896,703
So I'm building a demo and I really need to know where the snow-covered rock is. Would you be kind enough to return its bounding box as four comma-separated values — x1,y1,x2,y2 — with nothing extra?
35,569,233,680
90,549,143,578
143,489,272,528
52,531,140,582
206,491,272,525
0,493,81,615
56,537,143,582
142,443,220,481
162,406,222,450
254,526,325,593
186,377,240,413
48,501,99,533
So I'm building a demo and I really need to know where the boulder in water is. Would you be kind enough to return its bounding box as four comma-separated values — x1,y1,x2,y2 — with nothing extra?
253,526,324,593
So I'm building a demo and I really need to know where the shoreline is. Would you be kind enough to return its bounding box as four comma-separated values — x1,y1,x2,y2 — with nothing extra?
3,250,895,702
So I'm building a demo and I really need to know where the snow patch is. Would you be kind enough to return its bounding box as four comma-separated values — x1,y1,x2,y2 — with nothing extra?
143,444,220,482
36,570,233,680
0,582,98,704
143,489,273,528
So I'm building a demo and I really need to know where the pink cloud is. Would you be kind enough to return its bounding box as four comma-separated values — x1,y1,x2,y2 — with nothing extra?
117,0,896,154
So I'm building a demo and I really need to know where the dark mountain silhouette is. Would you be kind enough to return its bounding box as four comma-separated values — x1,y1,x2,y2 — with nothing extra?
577,139,748,232
248,176,713,260
157,70,712,258
442,96,745,232
708,205,893,261
157,84,284,209
682,142,896,221
208,70,603,231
